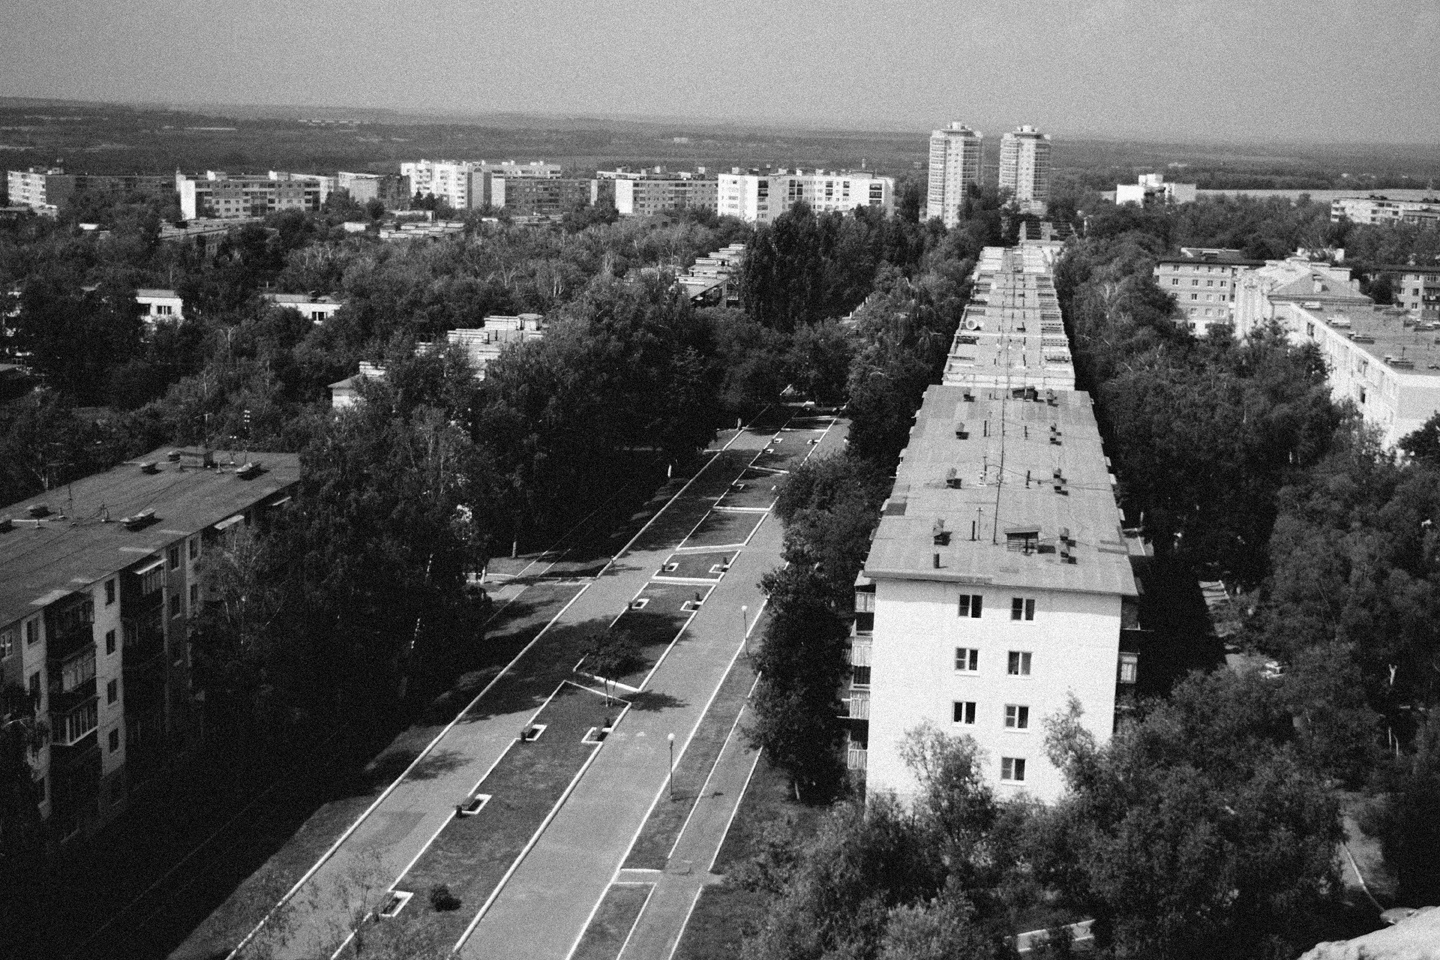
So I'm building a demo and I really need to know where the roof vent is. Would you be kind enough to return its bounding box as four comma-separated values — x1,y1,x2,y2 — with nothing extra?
945,467,962,489
139,461,159,474
167,450,182,462
954,421,969,440
236,462,263,479
933,520,951,546
0,517,12,533
122,507,156,531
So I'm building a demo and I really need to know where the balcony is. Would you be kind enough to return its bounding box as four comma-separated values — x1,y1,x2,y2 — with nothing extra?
52,698,99,747
841,694,870,721
846,745,868,771
123,615,167,671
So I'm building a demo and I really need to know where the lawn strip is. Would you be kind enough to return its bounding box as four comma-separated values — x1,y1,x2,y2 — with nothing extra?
570,884,654,960
684,510,765,548
622,658,755,870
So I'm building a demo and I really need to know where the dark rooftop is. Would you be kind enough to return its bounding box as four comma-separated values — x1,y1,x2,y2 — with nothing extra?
0,447,300,624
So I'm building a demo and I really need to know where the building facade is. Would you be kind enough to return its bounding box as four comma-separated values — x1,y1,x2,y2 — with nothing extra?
717,169,893,224
926,123,984,228
0,448,300,841
177,172,324,220
135,289,185,325
6,168,173,216
1232,259,1369,338
613,174,719,217
1396,267,1440,321
1153,249,1264,335
998,126,1052,214
263,292,346,323
1331,196,1440,227
489,177,596,217
337,172,412,209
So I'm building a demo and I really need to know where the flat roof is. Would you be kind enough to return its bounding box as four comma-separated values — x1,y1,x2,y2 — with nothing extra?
1298,304,1440,376
864,385,1138,598
0,447,300,624
942,246,1073,390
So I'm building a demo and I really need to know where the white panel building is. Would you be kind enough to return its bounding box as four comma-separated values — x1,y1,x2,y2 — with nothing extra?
716,169,893,224
998,125,1052,214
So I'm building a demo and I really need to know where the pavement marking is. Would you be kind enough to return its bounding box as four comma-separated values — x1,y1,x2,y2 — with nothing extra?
226,581,595,959
562,881,657,960
633,585,714,693
664,693,756,865
614,883,658,960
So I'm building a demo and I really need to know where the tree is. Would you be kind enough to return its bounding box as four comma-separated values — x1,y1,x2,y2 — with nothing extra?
578,628,643,705
748,565,849,802
1032,673,1344,960
1369,719,1440,905
0,682,47,960
1399,411,1440,465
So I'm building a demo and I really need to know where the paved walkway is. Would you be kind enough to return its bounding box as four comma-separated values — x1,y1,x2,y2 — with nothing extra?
220,411,842,959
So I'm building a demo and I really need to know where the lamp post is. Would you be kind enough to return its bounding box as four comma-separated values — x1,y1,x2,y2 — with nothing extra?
741,604,749,658
667,733,676,800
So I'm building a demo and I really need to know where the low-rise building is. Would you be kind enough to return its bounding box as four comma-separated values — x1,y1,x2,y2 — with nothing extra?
1395,266,1440,321
676,243,745,306
262,292,345,323
0,448,300,840
1153,248,1264,335
1275,302,1440,447
436,317,546,379
269,171,337,205
135,289,184,325
1116,173,1197,207
329,361,388,409
718,169,894,224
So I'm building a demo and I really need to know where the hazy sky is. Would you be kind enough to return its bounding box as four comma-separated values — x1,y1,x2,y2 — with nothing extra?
2,0,1437,143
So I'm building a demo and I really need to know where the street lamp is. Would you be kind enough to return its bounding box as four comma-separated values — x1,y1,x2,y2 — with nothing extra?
667,733,676,800
741,604,749,657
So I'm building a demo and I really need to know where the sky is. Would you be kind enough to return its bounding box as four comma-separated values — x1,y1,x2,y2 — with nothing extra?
2,0,1437,143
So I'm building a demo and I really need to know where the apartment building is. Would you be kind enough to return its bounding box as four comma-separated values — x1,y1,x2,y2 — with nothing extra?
1232,259,1369,338
716,169,893,224
1115,173,1197,207
489,177,596,217
337,171,412,209
6,168,173,216
0,448,300,841
1274,302,1440,447
1331,196,1440,227
612,173,719,217
470,161,563,209
942,245,1074,391
399,160,564,211
435,315,546,379
858,243,1144,804
925,123,984,228
998,126,1052,214
176,171,324,220
1153,248,1264,335
1396,267,1440,321
675,242,746,306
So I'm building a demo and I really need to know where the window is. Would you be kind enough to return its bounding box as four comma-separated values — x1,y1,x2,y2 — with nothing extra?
190,585,199,608
0,624,14,658
1206,279,1214,287
1005,705,1030,729
958,594,982,618
109,728,120,753
1008,651,1032,676
1010,598,1035,621
139,563,164,596
1118,652,1139,684
62,650,95,692
106,629,116,655
107,679,118,704
1171,279,1179,286
1001,757,1027,782
1191,279,1199,286
953,701,976,725
188,537,199,561
25,619,39,647
955,647,979,672
851,665,871,688
168,546,180,570
169,595,181,619
28,670,41,703
1190,293,1198,301
105,579,116,605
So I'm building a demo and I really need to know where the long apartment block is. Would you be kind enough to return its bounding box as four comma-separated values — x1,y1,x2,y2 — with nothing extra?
0,448,299,842
858,243,1146,804
942,245,1074,391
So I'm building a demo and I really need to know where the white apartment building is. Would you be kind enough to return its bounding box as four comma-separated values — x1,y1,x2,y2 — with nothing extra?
135,289,184,325
1153,249,1264,335
926,123,984,228
269,171,336,205
1331,196,1440,227
998,126,1052,214
1276,302,1440,448
716,169,893,224
401,160,475,210
1115,173,1197,206
263,292,346,323
862,384,1143,804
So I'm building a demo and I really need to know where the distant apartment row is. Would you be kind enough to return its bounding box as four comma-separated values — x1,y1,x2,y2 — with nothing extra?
926,123,1054,227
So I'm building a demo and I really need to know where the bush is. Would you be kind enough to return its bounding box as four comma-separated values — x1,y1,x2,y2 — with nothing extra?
429,883,461,912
